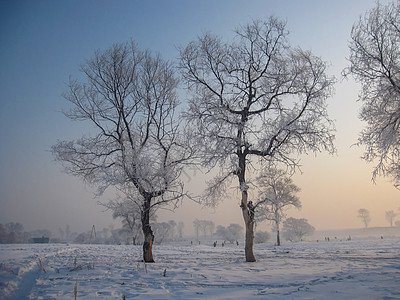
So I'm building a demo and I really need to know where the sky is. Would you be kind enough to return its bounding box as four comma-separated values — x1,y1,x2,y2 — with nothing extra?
0,0,398,237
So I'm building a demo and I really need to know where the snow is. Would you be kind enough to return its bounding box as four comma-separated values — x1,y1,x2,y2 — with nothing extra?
1,237,400,299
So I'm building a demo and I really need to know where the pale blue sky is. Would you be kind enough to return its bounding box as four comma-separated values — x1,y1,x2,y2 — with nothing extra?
0,0,398,235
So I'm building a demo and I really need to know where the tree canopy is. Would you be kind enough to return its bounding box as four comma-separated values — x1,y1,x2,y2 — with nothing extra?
180,17,335,261
52,41,193,262
346,1,400,188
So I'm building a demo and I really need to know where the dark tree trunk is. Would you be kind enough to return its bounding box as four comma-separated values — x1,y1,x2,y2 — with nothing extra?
241,190,256,262
141,197,155,263
275,220,281,246
237,152,256,262
276,229,281,246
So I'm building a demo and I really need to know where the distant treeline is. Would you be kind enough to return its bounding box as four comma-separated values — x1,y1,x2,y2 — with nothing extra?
0,221,187,245
0,222,52,244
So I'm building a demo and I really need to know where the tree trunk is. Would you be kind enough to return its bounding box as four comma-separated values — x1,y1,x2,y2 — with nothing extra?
275,221,281,246
241,190,256,262
143,228,154,263
142,198,155,263
276,229,281,246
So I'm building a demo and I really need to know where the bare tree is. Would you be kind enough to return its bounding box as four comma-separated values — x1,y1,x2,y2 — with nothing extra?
255,168,301,246
358,208,371,228
385,210,397,227
282,217,315,242
345,1,400,188
179,18,335,261
52,41,193,262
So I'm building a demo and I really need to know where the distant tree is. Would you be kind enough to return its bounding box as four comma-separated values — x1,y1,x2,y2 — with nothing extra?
193,219,201,241
385,210,397,227
59,224,73,242
74,232,91,244
0,224,8,243
198,220,208,237
201,220,215,237
5,222,24,234
282,217,315,242
345,1,400,188
254,231,270,244
216,224,243,243
193,219,215,239
168,220,177,240
358,208,371,228
215,225,226,240
104,196,144,245
227,224,243,242
255,168,301,246
177,222,184,239
0,223,32,244
52,41,193,262
58,227,65,241
65,225,71,242
152,222,175,244
179,17,336,261
206,220,215,236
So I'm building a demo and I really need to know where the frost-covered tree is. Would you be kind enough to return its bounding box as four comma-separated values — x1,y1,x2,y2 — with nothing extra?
282,217,315,242
385,210,397,227
216,224,244,243
255,168,301,246
358,208,371,228
346,1,400,188
179,18,335,261
52,41,193,262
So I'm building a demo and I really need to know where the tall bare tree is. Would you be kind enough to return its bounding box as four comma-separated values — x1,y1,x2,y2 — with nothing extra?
346,1,400,188
255,168,301,246
52,41,192,262
179,18,335,261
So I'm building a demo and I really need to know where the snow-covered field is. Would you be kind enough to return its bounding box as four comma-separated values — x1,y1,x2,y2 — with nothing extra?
1,237,400,299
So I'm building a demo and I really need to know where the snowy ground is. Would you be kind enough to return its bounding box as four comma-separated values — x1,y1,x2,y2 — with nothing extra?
1,237,400,299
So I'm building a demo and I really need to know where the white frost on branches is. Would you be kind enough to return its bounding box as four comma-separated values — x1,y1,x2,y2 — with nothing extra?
346,1,400,188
